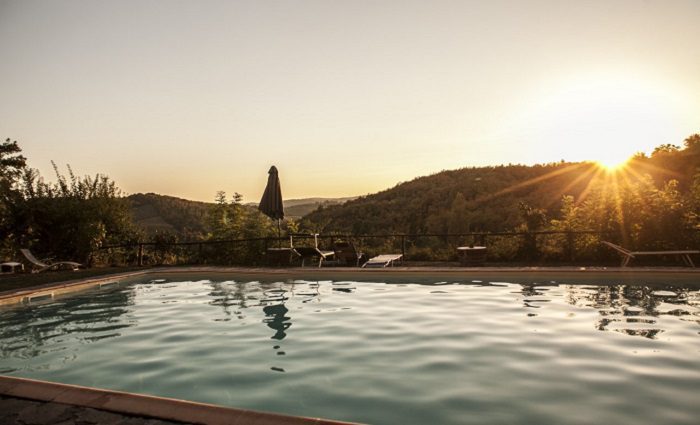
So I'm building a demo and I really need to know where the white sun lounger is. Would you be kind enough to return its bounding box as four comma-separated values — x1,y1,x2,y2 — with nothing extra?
602,241,699,267
20,249,83,273
362,254,403,268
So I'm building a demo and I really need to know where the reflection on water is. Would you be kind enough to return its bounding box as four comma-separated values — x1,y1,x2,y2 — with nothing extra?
0,284,135,373
560,284,699,339
263,304,290,340
0,277,699,425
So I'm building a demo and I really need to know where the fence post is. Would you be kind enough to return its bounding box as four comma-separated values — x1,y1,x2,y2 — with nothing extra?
401,235,406,260
566,232,575,262
138,243,143,266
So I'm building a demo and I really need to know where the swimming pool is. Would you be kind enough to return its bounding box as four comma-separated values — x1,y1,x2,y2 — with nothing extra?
1,272,699,424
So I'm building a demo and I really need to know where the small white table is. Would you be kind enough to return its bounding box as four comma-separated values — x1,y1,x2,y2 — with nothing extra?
1,262,24,273
457,246,487,266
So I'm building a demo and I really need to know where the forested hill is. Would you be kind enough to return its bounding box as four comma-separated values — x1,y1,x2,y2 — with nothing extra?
127,193,212,238
127,193,357,238
283,196,357,218
300,136,700,235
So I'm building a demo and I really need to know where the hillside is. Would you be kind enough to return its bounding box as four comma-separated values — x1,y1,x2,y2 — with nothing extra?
129,194,357,237
301,162,600,234
301,136,700,235
283,196,357,218
126,136,699,240
127,193,213,238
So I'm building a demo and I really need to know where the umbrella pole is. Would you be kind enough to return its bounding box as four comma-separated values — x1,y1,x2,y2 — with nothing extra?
277,218,281,248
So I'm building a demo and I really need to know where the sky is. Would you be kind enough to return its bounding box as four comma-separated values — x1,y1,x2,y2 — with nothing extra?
1,0,699,202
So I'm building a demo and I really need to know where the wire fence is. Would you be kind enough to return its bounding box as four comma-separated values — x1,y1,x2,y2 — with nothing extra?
93,230,657,267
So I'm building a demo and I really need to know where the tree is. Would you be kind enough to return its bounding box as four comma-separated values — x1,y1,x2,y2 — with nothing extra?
683,134,700,151
652,144,681,156
17,163,135,263
447,192,470,234
0,139,27,255
2,139,135,263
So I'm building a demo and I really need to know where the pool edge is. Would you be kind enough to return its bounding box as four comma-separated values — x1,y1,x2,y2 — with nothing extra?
0,375,359,425
2,265,699,306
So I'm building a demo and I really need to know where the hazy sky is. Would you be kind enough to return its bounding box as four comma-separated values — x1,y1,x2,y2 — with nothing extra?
1,0,699,202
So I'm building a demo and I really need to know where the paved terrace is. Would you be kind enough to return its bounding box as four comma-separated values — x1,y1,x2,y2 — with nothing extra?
1,395,182,425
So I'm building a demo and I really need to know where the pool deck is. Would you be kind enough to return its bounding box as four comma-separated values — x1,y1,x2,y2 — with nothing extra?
1,265,698,424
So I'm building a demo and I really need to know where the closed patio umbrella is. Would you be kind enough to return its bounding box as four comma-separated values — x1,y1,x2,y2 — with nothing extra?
259,165,285,241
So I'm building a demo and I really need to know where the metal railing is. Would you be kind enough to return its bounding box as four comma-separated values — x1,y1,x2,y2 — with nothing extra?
95,230,628,267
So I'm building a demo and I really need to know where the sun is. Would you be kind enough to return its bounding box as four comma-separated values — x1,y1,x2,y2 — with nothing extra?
521,72,681,168
595,154,630,172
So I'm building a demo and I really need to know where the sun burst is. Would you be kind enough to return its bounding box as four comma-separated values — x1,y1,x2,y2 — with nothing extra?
596,156,630,172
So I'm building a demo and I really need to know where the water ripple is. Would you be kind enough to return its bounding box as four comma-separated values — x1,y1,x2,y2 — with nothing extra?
0,278,698,424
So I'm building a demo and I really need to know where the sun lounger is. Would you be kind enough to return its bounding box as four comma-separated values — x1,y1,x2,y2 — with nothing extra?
266,247,300,267
333,241,364,267
601,241,699,267
20,249,83,273
1,262,24,273
362,254,403,268
295,247,335,267
291,234,335,267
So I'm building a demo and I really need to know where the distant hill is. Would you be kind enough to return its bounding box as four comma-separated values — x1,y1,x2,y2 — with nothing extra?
127,137,699,239
301,162,601,234
243,196,357,218
300,140,700,235
129,194,357,237
127,193,213,238
282,196,357,218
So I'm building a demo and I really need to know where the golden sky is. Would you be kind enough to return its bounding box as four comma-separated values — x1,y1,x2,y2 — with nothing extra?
1,0,698,202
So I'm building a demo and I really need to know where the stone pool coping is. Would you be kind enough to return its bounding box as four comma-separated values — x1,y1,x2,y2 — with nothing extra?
0,376,357,425
1,265,700,306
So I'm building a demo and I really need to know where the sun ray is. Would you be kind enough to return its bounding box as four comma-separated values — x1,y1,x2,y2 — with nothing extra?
628,158,683,179
544,163,600,210
608,171,630,247
621,163,646,180
573,166,607,207
476,163,589,205
616,165,638,188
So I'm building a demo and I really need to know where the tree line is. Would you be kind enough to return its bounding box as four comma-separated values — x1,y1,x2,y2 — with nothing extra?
2,135,698,266
301,134,700,260
0,139,276,265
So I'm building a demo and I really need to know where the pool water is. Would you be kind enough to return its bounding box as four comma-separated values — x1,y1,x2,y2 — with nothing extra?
1,276,699,425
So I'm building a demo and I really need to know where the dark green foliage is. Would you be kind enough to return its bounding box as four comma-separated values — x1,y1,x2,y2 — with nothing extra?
128,193,212,239
5,134,699,266
0,138,28,255
202,191,276,265
301,162,600,235
2,140,135,264
15,163,135,263
302,134,700,263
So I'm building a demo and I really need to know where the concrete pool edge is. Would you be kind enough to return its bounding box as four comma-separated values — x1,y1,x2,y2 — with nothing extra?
2,265,699,306
0,269,152,306
0,375,358,425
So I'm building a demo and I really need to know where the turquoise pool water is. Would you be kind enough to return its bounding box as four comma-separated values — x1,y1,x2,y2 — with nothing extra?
1,275,699,424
